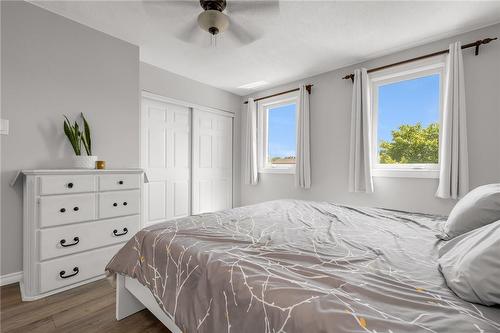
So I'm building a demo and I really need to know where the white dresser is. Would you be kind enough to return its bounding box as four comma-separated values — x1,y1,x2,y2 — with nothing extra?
19,169,144,301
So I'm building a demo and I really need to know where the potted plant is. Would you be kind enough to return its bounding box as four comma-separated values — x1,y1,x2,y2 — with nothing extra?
63,113,97,169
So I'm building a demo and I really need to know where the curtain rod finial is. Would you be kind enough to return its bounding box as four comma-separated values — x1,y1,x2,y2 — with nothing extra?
306,84,312,94
342,74,354,81
482,37,497,44
477,37,497,55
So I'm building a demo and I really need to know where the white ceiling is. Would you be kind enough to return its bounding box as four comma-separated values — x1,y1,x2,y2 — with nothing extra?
32,1,500,95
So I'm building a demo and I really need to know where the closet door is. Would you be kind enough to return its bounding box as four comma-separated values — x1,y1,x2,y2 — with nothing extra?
142,97,191,226
192,109,233,214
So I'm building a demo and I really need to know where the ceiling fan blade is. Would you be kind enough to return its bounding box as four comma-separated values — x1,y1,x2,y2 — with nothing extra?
142,0,200,18
226,0,280,16
144,0,199,10
176,20,202,43
226,17,259,45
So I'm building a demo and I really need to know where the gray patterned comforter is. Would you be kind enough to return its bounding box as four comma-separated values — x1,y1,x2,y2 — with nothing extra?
106,199,500,332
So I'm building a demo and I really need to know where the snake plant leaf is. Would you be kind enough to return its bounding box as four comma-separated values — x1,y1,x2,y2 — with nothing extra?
63,115,81,155
81,113,92,155
63,118,72,140
74,121,82,155
63,116,74,141
64,116,76,152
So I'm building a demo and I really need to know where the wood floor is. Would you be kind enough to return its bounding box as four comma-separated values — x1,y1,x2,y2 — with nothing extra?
0,279,170,333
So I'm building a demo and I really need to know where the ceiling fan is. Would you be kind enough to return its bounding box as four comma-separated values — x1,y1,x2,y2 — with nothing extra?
168,0,280,47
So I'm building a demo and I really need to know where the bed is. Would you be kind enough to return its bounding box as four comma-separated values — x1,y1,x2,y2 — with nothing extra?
106,199,500,332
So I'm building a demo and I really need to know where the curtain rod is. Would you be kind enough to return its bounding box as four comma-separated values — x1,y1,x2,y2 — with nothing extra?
243,85,313,104
342,37,497,81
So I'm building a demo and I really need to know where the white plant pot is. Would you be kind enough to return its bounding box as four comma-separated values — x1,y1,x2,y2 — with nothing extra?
72,155,98,169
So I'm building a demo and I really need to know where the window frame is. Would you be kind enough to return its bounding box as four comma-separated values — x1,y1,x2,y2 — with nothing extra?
370,57,446,178
257,92,299,174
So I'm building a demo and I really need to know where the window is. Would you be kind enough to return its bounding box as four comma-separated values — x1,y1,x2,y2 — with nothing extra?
258,94,298,173
371,58,445,178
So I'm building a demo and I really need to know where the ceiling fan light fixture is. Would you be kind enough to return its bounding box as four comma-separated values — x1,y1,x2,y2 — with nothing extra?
197,10,229,35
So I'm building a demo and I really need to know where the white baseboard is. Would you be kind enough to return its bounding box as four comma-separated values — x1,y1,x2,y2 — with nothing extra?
20,275,105,301
0,271,22,286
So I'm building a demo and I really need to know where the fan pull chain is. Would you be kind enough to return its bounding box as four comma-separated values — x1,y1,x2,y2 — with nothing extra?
211,34,217,48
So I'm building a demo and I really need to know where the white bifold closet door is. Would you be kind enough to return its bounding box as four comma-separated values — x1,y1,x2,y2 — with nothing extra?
142,94,233,226
192,109,233,214
142,97,191,226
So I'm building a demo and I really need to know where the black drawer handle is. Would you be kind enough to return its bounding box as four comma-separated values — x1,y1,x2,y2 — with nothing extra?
67,182,74,189
113,203,118,207
118,180,124,185
60,237,79,247
60,267,79,279
73,206,79,211
113,228,128,236
60,208,66,213
123,202,128,206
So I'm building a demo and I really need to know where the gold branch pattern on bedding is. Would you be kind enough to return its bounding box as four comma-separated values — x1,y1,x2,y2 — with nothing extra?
106,200,500,333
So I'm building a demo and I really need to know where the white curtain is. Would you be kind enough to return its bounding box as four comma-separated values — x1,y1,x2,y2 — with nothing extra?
436,41,469,199
348,68,374,193
244,98,259,185
295,85,311,189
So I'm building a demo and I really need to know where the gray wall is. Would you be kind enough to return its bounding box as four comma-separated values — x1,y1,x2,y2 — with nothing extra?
1,1,140,276
241,23,500,216
140,62,242,207
0,2,243,277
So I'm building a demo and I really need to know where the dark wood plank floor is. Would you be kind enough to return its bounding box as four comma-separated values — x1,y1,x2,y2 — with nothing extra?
0,279,170,333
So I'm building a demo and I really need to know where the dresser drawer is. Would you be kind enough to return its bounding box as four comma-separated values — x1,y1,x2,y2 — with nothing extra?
39,193,96,228
39,175,95,195
39,244,122,293
39,215,140,261
99,174,140,191
99,190,140,219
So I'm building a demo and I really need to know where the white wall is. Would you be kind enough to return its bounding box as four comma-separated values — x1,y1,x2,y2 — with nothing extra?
140,62,242,207
241,23,500,215
1,1,140,276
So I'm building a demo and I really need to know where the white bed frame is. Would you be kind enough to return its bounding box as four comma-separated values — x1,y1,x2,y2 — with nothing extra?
116,274,182,333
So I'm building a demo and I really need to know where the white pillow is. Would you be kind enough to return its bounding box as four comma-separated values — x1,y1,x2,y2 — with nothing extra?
440,183,500,240
438,220,500,305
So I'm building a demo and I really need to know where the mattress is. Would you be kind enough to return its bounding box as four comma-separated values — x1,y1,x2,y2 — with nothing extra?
106,199,500,332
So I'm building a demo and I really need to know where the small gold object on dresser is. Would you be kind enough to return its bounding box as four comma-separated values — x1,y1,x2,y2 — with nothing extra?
96,160,106,169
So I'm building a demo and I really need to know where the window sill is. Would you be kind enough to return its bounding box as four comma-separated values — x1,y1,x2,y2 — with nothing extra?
259,168,295,175
372,168,439,179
